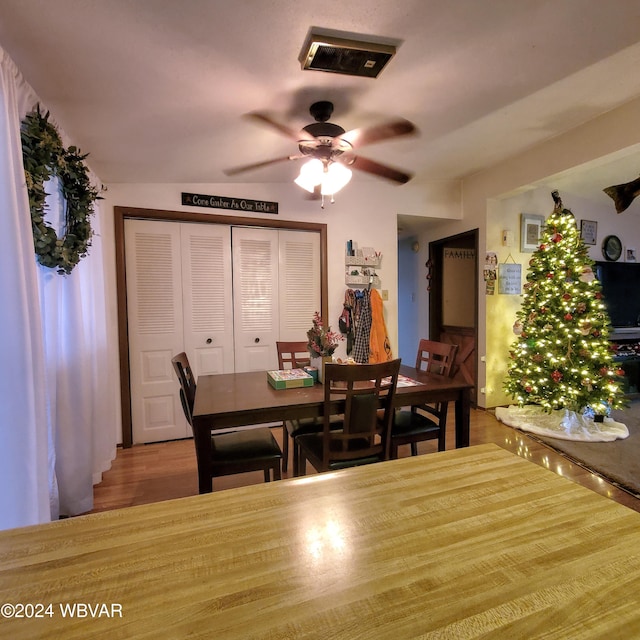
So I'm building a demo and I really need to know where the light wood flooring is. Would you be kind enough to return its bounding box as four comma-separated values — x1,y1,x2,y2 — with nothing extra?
92,408,640,514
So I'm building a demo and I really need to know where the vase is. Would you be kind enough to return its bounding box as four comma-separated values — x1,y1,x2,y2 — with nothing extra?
310,356,332,383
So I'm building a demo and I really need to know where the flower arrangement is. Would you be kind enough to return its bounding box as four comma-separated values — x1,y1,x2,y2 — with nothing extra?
306,312,342,358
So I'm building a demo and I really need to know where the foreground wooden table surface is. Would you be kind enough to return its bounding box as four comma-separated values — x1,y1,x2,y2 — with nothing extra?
2,443,640,639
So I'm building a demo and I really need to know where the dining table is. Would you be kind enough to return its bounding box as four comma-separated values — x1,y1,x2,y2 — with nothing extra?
2,443,640,639
193,363,473,493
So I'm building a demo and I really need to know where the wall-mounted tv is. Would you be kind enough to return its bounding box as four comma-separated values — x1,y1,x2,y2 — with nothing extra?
594,261,640,329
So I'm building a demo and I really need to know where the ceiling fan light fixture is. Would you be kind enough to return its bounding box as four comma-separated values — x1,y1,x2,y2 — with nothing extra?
295,158,324,192
320,162,352,195
295,159,352,197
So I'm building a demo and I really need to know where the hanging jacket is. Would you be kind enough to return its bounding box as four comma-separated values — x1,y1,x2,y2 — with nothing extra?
338,289,356,355
353,289,371,363
369,288,393,363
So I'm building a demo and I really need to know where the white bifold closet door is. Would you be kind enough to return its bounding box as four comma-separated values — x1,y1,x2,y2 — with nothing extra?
125,220,320,444
125,220,233,443
231,227,321,372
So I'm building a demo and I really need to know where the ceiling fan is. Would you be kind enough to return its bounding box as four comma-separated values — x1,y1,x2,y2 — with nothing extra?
224,101,417,202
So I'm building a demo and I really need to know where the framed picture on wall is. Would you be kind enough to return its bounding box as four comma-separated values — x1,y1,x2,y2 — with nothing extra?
580,219,597,245
520,213,545,252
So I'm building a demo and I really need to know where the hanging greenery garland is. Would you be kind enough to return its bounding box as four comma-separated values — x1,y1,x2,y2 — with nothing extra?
21,105,101,275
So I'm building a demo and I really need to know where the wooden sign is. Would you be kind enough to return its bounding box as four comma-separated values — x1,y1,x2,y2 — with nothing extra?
182,192,278,215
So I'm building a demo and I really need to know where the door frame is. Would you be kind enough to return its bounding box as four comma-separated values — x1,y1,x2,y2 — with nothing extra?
114,206,328,447
428,229,479,405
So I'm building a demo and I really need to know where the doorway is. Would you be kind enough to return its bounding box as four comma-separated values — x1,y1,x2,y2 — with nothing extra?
429,230,478,405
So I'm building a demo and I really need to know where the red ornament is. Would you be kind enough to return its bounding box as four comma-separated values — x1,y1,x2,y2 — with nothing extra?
600,367,609,376
562,293,571,301
617,368,625,376
551,370,563,383
551,233,563,243
539,306,547,313
525,385,532,393
564,313,573,321
593,330,600,337
595,292,603,299
539,244,547,251
546,272,554,279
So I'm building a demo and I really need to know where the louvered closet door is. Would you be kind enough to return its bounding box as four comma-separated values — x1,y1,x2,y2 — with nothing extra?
180,223,234,376
278,229,321,340
125,219,187,443
232,227,280,372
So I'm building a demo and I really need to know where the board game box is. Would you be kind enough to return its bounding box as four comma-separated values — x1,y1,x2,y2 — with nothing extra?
267,368,314,389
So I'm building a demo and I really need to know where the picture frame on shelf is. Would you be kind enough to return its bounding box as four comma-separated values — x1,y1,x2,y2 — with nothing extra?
520,213,545,252
626,248,637,263
580,219,597,245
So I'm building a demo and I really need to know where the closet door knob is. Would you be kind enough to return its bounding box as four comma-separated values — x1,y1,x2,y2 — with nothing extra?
254,337,260,343
206,338,213,344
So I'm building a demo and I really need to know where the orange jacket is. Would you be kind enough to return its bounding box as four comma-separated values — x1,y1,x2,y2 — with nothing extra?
369,288,393,363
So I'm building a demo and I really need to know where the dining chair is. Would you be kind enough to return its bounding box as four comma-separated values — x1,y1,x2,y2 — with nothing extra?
296,359,401,475
390,340,458,458
275,341,343,474
171,352,282,491
276,341,311,472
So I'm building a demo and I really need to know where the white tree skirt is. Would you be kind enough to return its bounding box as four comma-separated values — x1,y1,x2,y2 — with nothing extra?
495,405,629,442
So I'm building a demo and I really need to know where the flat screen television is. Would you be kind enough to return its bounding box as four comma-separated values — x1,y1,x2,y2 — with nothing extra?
594,261,640,329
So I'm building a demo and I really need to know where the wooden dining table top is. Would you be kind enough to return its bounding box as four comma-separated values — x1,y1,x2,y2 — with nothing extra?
191,363,472,493
194,363,471,430
2,443,640,639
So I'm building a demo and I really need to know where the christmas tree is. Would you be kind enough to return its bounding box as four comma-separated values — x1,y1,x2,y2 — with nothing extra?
504,191,626,418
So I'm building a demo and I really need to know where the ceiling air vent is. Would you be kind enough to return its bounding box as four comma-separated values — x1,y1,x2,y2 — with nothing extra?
301,34,396,79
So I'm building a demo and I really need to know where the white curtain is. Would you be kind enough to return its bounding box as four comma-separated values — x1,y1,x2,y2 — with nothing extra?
0,47,50,529
0,46,117,529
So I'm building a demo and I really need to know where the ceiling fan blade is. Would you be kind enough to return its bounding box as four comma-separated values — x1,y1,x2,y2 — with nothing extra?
338,118,417,149
246,112,317,143
350,155,413,184
223,154,301,176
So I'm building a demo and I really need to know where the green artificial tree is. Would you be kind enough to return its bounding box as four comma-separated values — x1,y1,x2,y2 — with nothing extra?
505,191,626,418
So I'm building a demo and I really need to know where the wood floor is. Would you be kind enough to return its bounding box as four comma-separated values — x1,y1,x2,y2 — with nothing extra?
92,408,640,514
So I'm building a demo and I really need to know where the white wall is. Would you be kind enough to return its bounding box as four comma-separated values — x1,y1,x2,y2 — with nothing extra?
102,180,461,443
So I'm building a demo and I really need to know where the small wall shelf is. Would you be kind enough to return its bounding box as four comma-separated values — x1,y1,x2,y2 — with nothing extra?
345,255,382,268
345,274,381,288
345,245,381,289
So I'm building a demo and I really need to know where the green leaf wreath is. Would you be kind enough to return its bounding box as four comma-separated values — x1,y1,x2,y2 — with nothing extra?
21,106,101,275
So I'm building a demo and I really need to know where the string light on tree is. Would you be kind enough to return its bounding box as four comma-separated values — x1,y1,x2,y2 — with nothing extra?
504,191,626,418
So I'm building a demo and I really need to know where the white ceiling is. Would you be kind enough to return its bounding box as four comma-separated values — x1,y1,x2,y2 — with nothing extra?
1,1,640,213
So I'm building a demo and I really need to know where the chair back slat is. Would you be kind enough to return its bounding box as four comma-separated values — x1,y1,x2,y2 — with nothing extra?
276,341,311,369
415,340,458,377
